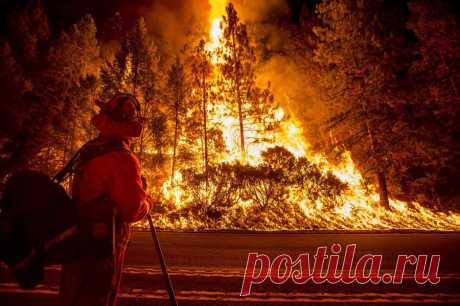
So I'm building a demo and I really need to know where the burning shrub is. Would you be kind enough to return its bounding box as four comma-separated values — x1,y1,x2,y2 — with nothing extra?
235,147,296,210
261,146,298,172
181,163,242,218
291,157,348,208
236,164,289,210
159,146,349,229
258,146,347,210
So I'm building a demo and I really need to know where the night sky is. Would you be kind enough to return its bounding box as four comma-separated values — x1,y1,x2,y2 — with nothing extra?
0,0,322,39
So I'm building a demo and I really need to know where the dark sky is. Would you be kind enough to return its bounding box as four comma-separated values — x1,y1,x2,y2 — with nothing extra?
43,0,194,30
0,0,184,37
1,0,188,34
0,0,318,38
3,0,457,47
1,0,459,31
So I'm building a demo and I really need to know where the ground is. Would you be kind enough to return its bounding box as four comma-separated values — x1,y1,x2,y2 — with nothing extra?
1,231,459,305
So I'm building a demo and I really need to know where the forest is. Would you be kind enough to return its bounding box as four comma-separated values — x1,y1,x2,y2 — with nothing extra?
0,0,459,230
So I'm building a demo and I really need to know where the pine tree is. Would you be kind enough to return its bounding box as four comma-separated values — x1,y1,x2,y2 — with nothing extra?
101,17,164,164
395,0,460,208
36,14,100,169
218,3,278,163
6,0,50,70
312,0,403,209
166,56,190,184
0,1,51,177
0,12,100,178
189,40,213,178
101,12,124,41
0,41,28,176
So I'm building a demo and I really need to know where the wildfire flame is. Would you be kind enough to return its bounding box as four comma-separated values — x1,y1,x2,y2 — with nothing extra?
154,0,460,231
207,0,226,51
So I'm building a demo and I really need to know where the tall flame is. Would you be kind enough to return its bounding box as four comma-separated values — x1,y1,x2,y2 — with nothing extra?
155,0,460,231
207,0,226,47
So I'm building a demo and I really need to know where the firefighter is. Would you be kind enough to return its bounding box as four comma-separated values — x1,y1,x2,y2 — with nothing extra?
59,94,152,306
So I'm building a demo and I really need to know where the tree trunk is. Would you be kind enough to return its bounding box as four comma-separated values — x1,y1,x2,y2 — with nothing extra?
236,90,246,163
202,77,209,191
137,95,148,167
377,171,390,209
170,101,179,185
362,101,390,210
231,30,246,163
132,59,144,165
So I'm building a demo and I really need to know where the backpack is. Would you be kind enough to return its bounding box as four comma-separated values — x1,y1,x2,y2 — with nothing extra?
0,138,129,289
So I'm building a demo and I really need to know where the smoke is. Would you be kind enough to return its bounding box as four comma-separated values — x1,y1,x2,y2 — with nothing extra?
229,0,326,149
257,52,330,151
140,0,291,56
231,0,290,23
135,0,324,146
142,0,210,55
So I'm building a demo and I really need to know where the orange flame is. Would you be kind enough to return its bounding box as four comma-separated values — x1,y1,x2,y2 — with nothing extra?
154,0,460,231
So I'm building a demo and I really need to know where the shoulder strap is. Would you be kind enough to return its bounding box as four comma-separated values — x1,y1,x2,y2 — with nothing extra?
52,142,91,183
52,138,131,184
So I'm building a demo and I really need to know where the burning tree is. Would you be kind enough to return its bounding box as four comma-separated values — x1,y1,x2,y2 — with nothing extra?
101,17,164,164
2,0,460,231
189,40,213,180
398,0,460,208
217,3,279,164
154,1,460,231
313,0,397,209
166,57,189,185
0,2,101,178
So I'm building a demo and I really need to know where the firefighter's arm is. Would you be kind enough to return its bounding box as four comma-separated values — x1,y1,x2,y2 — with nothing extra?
108,152,151,223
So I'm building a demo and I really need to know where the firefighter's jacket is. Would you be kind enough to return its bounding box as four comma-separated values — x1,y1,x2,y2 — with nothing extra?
60,136,151,306
72,138,150,224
